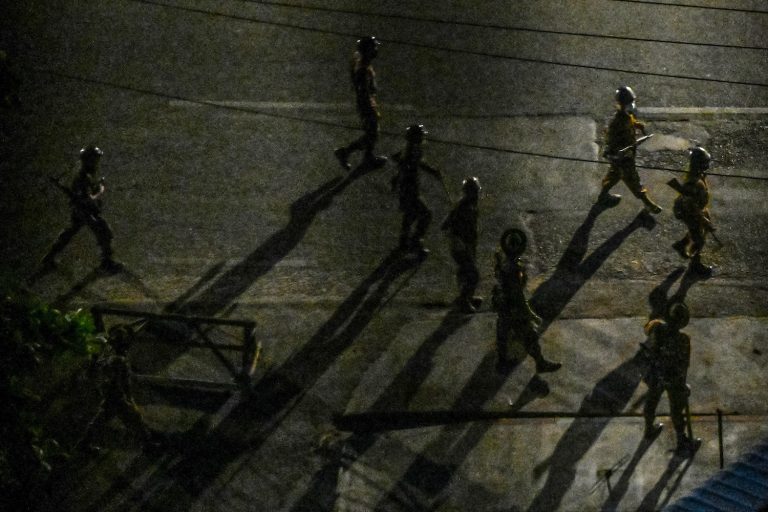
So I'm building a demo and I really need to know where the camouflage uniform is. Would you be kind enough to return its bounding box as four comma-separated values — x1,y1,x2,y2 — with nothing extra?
442,180,481,312
642,316,698,452
494,246,560,373
42,165,118,270
334,37,386,170
672,167,713,274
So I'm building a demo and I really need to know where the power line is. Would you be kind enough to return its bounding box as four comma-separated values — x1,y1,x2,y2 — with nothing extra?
31,67,768,182
240,0,768,51
128,0,768,89
611,0,768,15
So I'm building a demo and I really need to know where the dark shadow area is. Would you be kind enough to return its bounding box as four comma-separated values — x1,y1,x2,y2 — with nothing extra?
637,454,694,511
180,167,372,318
599,437,657,511
163,260,227,313
531,206,652,326
288,307,472,511
51,269,107,309
103,248,420,511
526,351,649,512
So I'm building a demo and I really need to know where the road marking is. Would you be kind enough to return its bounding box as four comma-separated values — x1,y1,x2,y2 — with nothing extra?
639,107,768,117
169,100,417,111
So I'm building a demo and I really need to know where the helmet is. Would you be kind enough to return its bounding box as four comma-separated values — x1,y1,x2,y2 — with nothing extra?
666,302,690,329
356,36,380,58
689,146,711,173
501,228,527,256
615,86,636,106
405,124,427,144
79,145,103,162
462,176,481,196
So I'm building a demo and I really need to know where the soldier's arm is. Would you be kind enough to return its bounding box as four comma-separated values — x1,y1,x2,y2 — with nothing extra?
419,161,442,180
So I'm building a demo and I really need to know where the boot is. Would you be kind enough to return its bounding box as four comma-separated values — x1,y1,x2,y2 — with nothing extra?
691,256,712,277
535,358,562,374
676,434,701,456
334,147,351,171
672,239,690,259
99,258,124,274
597,188,621,207
641,194,662,215
644,421,664,439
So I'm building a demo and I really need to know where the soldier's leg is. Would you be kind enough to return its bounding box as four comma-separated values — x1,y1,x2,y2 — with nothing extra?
623,164,662,214
668,384,700,453
672,232,693,259
117,397,153,442
77,399,114,451
454,250,480,312
522,325,561,373
41,213,84,265
642,373,665,438
89,216,123,272
689,223,711,276
597,166,622,205
399,208,415,249
411,199,432,248
361,114,386,167
495,314,514,372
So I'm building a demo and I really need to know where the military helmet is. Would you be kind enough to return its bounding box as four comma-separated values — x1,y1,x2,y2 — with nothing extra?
666,302,690,329
79,145,103,161
615,86,636,106
689,146,711,173
405,124,427,144
356,36,380,57
501,228,527,256
462,176,481,196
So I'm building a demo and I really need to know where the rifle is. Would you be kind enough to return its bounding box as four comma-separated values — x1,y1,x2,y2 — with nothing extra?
604,134,655,161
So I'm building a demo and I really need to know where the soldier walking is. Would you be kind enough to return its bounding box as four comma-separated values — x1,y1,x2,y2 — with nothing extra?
334,36,387,171
493,228,561,374
78,325,161,452
40,146,123,273
442,176,483,313
391,124,444,259
668,147,715,277
642,302,701,455
597,86,662,214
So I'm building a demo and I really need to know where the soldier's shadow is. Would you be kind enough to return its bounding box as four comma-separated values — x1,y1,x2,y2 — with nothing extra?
179,163,374,317
530,205,653,327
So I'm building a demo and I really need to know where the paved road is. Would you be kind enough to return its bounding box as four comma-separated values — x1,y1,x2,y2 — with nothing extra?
1,1,767,511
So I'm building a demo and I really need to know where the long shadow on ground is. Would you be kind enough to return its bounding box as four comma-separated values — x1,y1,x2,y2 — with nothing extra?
110,248,420,511
361,206,651,511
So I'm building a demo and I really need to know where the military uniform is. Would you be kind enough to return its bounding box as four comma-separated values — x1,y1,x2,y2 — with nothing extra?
78,328,156,450
42,147,121,272
494,243,560,374
392,135,441,255
671,160,713,275
335,37,386,170
598,87,662,213
642,315,699,453
442,178,481,312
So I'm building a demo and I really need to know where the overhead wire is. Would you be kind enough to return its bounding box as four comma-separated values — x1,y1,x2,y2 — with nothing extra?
239,0,768,51
610,0,768,15
127,0,768,89
31,67,768,182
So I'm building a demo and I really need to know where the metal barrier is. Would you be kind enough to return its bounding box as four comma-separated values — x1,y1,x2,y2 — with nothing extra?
92,306,260,391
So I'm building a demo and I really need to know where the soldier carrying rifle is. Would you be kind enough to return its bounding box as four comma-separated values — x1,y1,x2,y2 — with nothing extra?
668,146,716,277
40,145,123,273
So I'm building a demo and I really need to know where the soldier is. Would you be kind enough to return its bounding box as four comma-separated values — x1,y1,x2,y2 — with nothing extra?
642,302,701,455
40,146,123,273
391,124,444,258
668,147,715,277
597,86,662,214
334,36,387,171
78,325,161,452
493,228,561,374
441,176,483,313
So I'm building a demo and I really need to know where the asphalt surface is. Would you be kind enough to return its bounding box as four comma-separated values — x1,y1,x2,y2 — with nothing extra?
1,1,767,511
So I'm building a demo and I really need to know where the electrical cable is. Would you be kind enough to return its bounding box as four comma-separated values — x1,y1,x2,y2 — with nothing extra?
611,0,768,15
127,0,768,89
31,67,768,182
240,0,768,51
